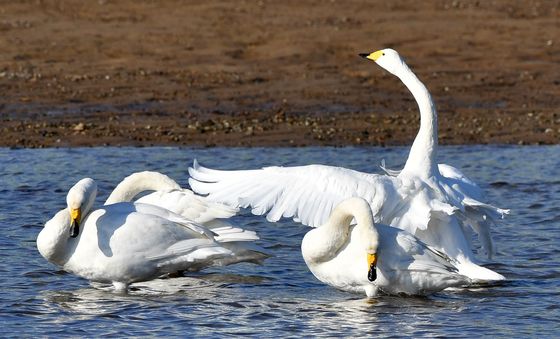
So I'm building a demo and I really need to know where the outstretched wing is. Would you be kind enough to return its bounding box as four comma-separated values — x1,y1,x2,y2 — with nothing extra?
438,163,484,200
188,160,398,228
438,163,509,258
380,160,508,259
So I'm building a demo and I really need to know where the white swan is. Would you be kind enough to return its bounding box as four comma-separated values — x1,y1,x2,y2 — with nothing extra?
302,197,470,297
188,49,508,282
105,171,239,226
37,178,268,291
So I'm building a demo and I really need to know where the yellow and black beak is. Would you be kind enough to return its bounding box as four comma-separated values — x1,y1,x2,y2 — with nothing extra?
69,208,81,238
359,50,384,62
367,253,378,282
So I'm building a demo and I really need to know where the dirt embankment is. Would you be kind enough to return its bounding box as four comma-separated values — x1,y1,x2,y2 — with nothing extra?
0,0,558,147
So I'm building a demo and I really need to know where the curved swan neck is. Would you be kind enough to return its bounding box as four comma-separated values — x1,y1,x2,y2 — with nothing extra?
329,199,377,240
304,198,378,263
396,63,438,178
37,210,73,266
105,171,181,205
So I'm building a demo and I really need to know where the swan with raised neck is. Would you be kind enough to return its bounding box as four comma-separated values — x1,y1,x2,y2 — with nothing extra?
362,48,438,179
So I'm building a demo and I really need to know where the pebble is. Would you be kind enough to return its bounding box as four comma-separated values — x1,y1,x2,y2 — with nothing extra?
73,123,85,131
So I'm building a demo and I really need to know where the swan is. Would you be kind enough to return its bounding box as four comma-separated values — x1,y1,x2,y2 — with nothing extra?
188,48,508,283
37,178,268,291
302,197,470,297
105,171,239,226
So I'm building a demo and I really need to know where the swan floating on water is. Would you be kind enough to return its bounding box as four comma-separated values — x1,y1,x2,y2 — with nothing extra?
188,49,508,283
106,171,239,227
37,177,268,291
302,197,470,297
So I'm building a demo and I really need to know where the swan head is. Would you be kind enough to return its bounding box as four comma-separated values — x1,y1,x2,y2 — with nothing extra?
361,219,379,282
66,178,97,238
359,48,406,77
344,197,379,282
330,197,380,282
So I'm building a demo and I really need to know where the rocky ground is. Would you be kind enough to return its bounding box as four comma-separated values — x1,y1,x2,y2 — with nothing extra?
0,0,558,147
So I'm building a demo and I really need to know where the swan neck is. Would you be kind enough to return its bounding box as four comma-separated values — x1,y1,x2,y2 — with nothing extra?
397,63,438,178
37,210,72,266
305,199,378,263
105,171,180,205
318,209,354,259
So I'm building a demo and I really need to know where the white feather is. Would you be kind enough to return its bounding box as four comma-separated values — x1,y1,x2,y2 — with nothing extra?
301,197,470,297
37,178,268,291
188,49,508,282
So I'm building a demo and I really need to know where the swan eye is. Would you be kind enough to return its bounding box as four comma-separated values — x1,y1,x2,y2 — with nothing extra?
382,53,385,56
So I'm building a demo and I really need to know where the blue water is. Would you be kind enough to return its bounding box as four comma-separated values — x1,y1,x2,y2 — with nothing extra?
1,146,559,337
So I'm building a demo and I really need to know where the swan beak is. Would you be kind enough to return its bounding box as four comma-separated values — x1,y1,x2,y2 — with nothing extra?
359,50,384,61
367,253,377,282
69,208,81,238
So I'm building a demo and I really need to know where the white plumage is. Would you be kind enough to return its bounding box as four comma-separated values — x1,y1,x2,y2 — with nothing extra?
302,197,470,297
105,171,239,224
188,49,508,283
37,178,267,291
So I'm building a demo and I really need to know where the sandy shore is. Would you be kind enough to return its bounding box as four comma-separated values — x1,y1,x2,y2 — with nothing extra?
0,0,558,147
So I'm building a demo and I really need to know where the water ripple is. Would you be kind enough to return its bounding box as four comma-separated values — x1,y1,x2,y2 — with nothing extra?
0,145,559,337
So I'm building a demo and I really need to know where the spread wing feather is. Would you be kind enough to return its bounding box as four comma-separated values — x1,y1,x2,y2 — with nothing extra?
189,160,396,228
437,164,509,258
189,160,508,260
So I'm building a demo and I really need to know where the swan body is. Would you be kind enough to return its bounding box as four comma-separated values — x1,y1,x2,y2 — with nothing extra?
302,197,470,297
188,49,507,282
37,178,267,291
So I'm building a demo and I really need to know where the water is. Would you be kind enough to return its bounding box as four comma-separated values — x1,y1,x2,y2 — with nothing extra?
1,146,559,337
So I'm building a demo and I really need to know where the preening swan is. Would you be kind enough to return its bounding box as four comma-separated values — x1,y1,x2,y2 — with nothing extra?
188,48,508,282
105,171,238,225
302,197,470,297
37,178,268,291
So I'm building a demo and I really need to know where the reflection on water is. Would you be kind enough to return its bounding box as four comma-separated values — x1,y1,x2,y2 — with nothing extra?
41,276,242,317
0,146,559,336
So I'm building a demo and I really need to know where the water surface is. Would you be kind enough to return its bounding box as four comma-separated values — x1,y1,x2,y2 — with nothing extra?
1,146,559,337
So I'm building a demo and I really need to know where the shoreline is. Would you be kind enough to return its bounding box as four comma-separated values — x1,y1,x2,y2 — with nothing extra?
3,108,556,148
1,1,558,148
